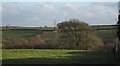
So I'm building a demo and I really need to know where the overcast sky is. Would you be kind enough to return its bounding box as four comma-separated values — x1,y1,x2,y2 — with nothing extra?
2,2,118,27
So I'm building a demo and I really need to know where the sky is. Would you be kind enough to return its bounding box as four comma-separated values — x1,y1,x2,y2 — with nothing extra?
1,2,119,27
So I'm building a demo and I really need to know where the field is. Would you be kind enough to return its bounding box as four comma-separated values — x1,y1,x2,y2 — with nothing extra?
95,30,117,40
2,30,43,39
1,25,118,64
2,26,54,30
2,49,116,64
1,26,54,39
2,29,117,40
1,25,117,40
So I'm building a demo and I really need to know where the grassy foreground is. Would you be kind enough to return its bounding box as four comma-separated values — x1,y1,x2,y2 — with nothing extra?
2,49,116,64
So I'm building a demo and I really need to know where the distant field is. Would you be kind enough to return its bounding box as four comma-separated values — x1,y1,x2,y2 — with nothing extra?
95,30,117,40
2,49,116,64
2,27,54,30
2,30,43,39
1,26,117,40
91,25,117,30
2,30,117,40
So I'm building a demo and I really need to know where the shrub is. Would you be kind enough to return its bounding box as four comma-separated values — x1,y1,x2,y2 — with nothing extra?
2,36,46,49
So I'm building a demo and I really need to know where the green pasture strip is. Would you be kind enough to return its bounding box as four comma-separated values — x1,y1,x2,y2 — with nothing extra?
2,30,43,39
2,49,79,59
2,30,117,40
91,25,116,29
95,30,117,40
2,49,115,64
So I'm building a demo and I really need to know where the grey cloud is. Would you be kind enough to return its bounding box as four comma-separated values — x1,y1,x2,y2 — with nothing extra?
2,2,118,26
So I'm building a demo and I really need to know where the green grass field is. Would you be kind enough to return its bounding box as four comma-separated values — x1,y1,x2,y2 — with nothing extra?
95,30,117,40
1,25,117,40
2,30,43,39
2,30,117,40
2,49,116,64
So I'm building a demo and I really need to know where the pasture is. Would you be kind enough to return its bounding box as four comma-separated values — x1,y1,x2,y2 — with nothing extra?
2,49,116,64
95,30,117,40
2,29,117,40
2,30,43,39
2,26,54,39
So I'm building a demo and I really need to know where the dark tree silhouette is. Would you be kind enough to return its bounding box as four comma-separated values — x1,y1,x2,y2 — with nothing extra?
117,10,120,40
115,2,120,64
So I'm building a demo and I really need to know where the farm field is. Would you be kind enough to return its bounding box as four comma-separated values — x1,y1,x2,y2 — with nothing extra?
2,30,43,39
2,26,54,30
2,29,117,40
1,26,54,39
2,25,117,40
2,49,116,64
95,30,117,40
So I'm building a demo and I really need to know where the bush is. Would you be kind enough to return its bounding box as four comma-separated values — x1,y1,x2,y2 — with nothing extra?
2,36,46,49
